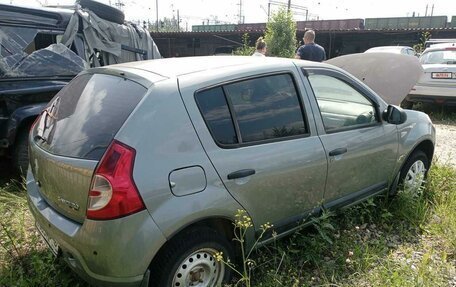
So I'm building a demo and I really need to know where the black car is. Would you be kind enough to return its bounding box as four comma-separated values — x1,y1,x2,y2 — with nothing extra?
0,1,161,172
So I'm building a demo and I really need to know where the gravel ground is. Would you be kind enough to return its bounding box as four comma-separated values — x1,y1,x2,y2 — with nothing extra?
434,123,456,167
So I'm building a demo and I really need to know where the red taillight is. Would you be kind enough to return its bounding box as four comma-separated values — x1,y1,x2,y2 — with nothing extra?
87,140,145,220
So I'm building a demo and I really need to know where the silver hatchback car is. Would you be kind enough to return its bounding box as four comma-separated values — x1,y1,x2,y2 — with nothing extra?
26,56,435,287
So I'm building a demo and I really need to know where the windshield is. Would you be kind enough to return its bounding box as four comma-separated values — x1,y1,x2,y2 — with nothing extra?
420,49,456,65
0,26,86,78
33,73,147,160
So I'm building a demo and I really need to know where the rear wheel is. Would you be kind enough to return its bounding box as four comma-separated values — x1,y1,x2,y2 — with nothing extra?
13,128,30,174
401,99,414,109
150,227,233,287
399,150,430,192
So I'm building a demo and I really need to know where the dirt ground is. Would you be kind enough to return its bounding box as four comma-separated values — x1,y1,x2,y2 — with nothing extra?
434,123,456,167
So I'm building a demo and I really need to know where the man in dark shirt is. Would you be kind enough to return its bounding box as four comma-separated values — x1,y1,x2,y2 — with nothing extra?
295,30,326,62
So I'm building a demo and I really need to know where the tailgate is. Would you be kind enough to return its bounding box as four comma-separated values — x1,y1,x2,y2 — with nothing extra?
29,72,148,222
29,142,97,223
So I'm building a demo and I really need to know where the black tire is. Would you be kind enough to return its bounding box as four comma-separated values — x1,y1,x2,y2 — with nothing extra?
78,0,125,24
150,227,234,287
399,150,430,192
401,99,414,109
13,128,30,175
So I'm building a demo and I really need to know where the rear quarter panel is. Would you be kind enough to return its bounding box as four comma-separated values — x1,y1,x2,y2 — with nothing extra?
114,78,244,239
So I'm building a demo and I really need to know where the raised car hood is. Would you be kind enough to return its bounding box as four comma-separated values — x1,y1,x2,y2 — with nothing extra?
326,53,423,105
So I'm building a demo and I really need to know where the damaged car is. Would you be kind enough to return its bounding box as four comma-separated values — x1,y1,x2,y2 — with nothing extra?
27,56,435,287
0,1,161,172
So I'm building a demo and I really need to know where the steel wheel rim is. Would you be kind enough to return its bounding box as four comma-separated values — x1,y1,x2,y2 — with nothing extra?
404,160,426,191
172,248,224,287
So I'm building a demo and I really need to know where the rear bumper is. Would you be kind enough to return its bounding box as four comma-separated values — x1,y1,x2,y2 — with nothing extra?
408,83,456,105
26,169,166,287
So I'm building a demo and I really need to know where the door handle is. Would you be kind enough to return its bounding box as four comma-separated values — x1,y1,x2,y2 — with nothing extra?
329,148,347,157
227,169,256,180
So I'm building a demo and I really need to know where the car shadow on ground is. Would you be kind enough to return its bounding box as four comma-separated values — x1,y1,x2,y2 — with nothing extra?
0,158,20,185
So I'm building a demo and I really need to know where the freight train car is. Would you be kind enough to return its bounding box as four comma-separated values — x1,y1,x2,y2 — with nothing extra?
296,18,364,30
192,24,236,32
365,16,448,30
192,15,456,32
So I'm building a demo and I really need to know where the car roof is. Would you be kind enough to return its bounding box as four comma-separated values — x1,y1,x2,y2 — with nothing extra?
0,4,73,29
424,42,456,52
365,46,411,53
108,56,328,78
367,46,410,50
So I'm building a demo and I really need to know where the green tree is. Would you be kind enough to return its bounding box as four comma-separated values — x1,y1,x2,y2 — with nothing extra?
264,8,297,58
413,31,431,54
149,17,182,32
233,33,255,56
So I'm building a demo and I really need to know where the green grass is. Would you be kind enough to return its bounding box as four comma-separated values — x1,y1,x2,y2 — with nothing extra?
416,104,456,125
248,164,456,286
0,179,87,286
0,165,455,286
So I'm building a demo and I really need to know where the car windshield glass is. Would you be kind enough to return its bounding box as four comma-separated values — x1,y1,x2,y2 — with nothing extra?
0,26,86,78
33,73,147,160
420,50,456,64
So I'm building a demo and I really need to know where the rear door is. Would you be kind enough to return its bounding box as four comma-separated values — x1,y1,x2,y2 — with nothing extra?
303,68,398,208
180,70,327,231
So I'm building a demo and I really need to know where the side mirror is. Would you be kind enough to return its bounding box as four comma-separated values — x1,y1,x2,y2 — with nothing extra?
383,105,407,125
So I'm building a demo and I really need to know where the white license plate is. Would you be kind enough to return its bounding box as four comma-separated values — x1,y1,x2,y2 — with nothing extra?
36,222,60,256
431,72,453,79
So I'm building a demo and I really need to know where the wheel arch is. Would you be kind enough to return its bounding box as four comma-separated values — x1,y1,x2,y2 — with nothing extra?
149,216,237,267
410,139,434,165
7,103,46,146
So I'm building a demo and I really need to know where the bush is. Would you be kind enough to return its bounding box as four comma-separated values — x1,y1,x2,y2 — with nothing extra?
233,33,255,56
264,8,297,58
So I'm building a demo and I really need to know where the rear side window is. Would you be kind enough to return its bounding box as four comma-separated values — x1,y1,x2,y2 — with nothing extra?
195,87,238,145
34,74,146,160
195,74,307,146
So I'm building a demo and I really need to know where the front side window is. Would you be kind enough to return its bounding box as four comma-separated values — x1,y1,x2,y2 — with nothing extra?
308,74,377,132
195,74,307,146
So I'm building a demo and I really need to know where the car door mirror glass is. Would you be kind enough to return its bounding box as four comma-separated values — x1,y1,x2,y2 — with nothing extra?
383,105,407,125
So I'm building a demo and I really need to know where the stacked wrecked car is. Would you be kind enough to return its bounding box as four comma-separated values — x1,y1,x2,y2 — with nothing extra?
0,1,161,172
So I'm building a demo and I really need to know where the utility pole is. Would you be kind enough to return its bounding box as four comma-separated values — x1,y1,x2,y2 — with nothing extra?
431,4,434,16
114,0,125,11
287,0,291,11
177,9,180,31
425,4,428,16
155,0,159,32
238,0,243,24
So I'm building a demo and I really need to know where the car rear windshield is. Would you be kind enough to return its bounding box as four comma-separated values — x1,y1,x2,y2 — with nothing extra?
33,73,147,160
420,50,456,64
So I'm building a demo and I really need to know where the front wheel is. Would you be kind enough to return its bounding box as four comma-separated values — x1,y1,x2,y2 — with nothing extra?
399,150,430,192
150,227,234,287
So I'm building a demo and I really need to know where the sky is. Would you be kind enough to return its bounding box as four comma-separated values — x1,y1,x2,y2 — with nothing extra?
1,0,456,30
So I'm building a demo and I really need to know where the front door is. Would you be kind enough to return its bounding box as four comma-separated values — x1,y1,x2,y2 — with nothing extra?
305,69,398,207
